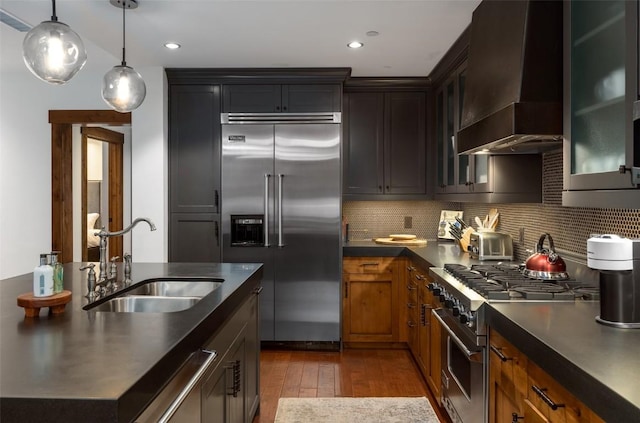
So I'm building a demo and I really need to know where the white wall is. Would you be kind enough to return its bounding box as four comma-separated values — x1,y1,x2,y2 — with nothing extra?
130,66,168,263
0,33,166,278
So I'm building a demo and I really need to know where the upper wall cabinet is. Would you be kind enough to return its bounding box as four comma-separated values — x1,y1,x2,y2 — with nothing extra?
343,81,428,199
435,61,490,196
222,84,341,113
430,32,542,204
563,0,640,208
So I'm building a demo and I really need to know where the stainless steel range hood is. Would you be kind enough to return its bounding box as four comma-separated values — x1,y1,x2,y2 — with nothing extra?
458,0,563,154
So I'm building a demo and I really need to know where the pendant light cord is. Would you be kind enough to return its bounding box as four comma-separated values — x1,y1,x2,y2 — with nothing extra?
121,3,127,66
51,0,58,21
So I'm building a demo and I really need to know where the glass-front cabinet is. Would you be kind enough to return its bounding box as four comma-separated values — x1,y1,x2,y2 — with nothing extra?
435,62,489,196
563,0,640,207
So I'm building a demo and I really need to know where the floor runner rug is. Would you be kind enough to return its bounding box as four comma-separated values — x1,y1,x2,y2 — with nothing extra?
274,396,440,423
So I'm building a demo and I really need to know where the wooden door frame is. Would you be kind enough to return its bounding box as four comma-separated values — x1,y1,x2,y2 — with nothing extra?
50,110,131,263
81,126,125,262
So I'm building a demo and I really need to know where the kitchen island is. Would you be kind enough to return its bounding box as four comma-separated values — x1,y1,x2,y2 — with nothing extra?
344,240,640,422
0,262,262,423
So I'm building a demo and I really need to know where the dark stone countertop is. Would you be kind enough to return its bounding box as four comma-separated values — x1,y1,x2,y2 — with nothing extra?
344,241,640,421
0,262,263,423
343,239,478,268
488,302,640,422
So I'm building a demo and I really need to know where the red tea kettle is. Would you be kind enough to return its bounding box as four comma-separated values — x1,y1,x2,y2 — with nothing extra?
523,233,569,280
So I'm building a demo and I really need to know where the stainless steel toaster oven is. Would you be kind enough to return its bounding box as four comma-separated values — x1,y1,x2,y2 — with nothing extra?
468,231,513,261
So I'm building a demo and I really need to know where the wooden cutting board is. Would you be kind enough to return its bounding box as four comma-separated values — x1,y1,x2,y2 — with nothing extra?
373,238,428,246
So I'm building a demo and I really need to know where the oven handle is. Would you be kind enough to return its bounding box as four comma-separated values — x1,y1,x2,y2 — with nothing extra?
433,309,480,359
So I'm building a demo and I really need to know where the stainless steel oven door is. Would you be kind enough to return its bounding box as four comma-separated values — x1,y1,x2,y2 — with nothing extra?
433,309,486,423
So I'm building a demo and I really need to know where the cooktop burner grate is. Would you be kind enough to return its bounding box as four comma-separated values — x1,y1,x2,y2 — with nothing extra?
443,263,599,301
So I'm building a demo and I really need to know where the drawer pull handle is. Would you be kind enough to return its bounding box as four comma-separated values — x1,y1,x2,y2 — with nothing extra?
415,274,424,281
512,413,524,422
407,284,417,291
407,321,416,328
490,345,513,362
360,262,379,267
407,303,416,308
532,385,565,410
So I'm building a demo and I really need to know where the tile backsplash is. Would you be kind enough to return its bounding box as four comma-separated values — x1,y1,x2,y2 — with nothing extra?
343,151,640,262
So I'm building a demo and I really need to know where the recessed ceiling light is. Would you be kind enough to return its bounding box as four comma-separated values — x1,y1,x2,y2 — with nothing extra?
164,42,181,50
366,31,379,37
347,41,363,49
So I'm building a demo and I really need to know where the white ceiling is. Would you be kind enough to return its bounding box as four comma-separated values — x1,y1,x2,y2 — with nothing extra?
0,0,481,77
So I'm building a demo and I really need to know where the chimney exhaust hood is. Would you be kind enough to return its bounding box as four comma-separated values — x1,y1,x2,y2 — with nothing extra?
458,0,563,154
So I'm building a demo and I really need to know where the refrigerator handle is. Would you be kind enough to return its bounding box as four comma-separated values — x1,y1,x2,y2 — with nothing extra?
277,174,285,247
264,174,271,247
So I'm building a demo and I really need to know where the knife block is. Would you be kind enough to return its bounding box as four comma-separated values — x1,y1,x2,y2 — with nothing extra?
458,228,474,254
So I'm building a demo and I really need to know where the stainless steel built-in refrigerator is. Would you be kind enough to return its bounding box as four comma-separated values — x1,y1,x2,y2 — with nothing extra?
221,113,341,343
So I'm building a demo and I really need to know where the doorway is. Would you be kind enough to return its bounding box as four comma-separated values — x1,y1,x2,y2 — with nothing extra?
80,126,124,262
50,110,131,263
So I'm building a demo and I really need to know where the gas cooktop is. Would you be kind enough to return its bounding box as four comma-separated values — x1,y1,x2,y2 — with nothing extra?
443,263,600,302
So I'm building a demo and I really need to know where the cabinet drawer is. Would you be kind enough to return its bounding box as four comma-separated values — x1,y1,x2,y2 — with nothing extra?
343,257,397,274
527,361,604,423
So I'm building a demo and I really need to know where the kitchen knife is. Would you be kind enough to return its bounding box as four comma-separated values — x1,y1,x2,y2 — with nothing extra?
448,223,463,238
455,216,468,229
449,229,462,240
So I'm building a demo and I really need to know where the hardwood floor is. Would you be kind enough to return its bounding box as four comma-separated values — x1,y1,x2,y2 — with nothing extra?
252,348,449,423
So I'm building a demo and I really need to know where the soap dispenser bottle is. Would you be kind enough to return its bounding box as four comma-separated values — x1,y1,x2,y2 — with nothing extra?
50,252,64,294
33,254,54,297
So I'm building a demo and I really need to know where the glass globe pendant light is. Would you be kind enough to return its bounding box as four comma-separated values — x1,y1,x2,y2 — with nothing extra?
22,0,87,84
102,0,146,113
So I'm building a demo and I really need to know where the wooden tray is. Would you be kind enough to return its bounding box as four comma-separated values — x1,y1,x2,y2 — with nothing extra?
17,290,72,318
374,238,427,246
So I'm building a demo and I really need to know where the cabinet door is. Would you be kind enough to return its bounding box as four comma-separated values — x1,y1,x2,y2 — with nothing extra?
283,84,341,112
342,257,399,342
222,85,281,112
436,77,465,194
564,1,638,200
169,85,221,214
384,92,426,194
169,213,220,262
203,360,229,423
524,399,550,423
244,293,260,422
227,338,246,423
343,92,385,194
489,331,528,423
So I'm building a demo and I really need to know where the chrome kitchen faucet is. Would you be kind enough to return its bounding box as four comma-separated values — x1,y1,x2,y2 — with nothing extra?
94,217,156,289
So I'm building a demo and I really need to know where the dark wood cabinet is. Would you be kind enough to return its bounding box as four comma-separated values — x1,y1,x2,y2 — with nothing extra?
343,90,427,197
222,84,341,113
168,85,221,262
343,92,384,195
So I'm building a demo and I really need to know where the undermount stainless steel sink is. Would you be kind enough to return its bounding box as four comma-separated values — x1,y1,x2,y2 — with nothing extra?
84,278,224,313
89,295,201,313
126,279,223,298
